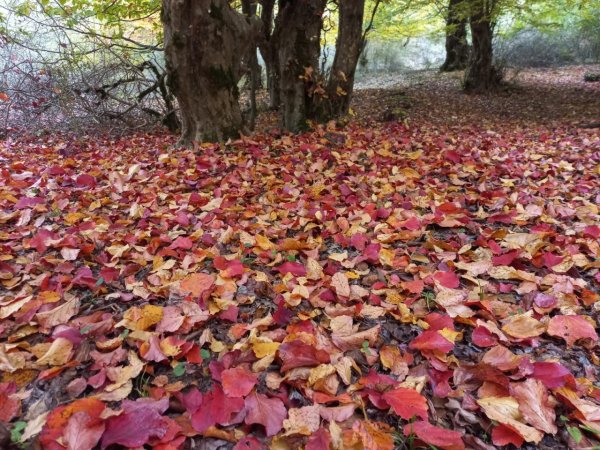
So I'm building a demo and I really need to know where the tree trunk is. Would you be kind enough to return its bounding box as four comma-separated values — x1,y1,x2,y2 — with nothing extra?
242,0,260,130
274,0,327,132
162,0,253,145
325,0,365,118
258,0,280,109
464,1,500,92
440,0,469,72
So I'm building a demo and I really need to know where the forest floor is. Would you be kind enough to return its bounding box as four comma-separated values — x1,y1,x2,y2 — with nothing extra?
0,66,599,450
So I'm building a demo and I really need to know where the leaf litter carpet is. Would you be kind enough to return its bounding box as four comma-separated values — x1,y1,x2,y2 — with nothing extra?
0,67,599,449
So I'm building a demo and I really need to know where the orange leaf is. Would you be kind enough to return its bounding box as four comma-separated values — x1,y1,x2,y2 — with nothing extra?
180,273,215,297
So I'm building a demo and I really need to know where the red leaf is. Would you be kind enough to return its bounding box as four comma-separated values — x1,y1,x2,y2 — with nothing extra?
403,421,464,450
220,259,245,278
233,437,267,450
541,252,564,268
222,366,258,398
433,271,460,289
29,229,59,253
583,225,600,238
444,150,461,163
191,386,244,432
471,326,498,347
169,236,193,250
547,315,598,347
76,174,97,188
491,424,524,447
244,392,287,437
382,387,428,420
401,279,424,295
306,427,332,450
409,330,454,353
63,411,105,450
532,361,571,388
276,261,307,277
0,383,20,422
101,398,170,449
41,398,106,450
278,340,330,372
15,196,44,209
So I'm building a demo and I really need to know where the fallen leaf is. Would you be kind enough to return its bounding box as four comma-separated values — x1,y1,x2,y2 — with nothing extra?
546,315,598,347
244,392,287,437
383,387,428,420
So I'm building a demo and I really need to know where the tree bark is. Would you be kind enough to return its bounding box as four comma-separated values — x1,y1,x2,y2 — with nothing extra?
325,0,365,118
464,0,500,92
162,0,254,145
258,0,280,109
274,0,327,132
242,0,260,130
440,0,469,72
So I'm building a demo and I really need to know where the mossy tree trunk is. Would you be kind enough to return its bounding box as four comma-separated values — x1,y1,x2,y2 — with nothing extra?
464,0,500,92
325,0,365,118
162,0,254,145
440,0,469,72
274,0,327,132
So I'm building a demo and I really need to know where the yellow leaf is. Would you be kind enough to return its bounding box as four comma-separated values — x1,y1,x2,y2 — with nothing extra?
252,341,280,358
122,305,164,331
36,337,73,366
501,312,546,339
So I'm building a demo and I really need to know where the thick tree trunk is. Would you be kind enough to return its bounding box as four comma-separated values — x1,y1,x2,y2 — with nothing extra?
274,0,327,132
440,0,469,72
325,0,365,118
162,0,253,145
464,1,500,92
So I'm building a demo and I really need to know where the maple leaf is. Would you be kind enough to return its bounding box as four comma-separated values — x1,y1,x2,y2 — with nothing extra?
546,315,598,347
244,392,287,437
382,387,428,420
